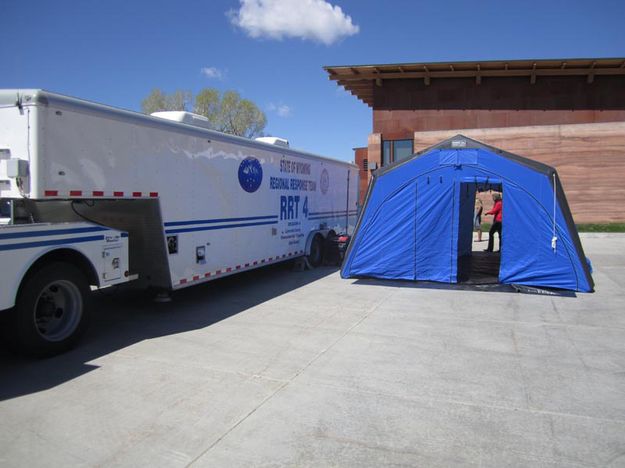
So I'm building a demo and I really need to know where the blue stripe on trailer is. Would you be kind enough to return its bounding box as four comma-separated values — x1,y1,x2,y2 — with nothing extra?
165,220,278,234
0,235,105,251
307,211,359,220
0,226,109,240
308,210,358,216
309,210,346,216
164,215,278,227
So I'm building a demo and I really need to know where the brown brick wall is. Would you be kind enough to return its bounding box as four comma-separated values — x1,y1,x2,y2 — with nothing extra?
373,75,625,138
353,147,370,206
374,76,625,111
355,74,625,222
374,109,625,139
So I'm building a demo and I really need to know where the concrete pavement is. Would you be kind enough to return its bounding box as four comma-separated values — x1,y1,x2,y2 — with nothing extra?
1,233,624,467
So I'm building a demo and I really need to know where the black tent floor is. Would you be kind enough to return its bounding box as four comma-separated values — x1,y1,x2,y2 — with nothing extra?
459,251,501,284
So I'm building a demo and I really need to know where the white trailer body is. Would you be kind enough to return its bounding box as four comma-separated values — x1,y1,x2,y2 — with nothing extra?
0,89,358,355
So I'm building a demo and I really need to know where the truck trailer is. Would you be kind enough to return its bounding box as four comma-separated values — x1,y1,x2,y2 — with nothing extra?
0,89,358,356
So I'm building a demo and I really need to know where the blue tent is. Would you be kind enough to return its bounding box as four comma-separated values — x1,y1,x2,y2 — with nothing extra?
341,135,594,292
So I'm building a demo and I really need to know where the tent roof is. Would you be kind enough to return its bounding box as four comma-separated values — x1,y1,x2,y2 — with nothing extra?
375,134,555,179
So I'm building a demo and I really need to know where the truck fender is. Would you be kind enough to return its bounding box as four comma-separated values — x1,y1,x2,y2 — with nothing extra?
6,246,100,310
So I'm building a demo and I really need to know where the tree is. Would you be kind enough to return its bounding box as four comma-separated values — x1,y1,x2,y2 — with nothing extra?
236,99,267,139
141,88,266,138
193,88,220,125
141,88,168,114
166,90,192,112
141,88,192,114
218,91,267,139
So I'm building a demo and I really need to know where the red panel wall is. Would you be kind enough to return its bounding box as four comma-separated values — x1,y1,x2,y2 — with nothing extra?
374,109,625,139
353,147,370,206
355,73,625,222
373,75,625,138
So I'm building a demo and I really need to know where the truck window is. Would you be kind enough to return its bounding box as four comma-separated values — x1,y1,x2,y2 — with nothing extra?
0,199,11,218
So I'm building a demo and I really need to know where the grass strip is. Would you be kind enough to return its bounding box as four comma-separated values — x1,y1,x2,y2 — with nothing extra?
477,223,625,232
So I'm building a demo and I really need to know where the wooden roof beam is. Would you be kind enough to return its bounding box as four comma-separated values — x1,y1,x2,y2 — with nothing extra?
338,79,370,85
587,61,597,84
476,64,482,85
424,65,430,86
530,63,537,84
337,80,371,87
344,86,372,91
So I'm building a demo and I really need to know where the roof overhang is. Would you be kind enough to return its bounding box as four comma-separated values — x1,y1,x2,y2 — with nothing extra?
324,58,625,107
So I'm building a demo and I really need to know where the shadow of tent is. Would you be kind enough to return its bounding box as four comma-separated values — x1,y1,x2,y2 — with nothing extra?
0,263,338,401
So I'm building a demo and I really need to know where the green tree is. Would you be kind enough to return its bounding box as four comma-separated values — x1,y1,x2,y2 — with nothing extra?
166,90,192,111
218,91,267,138
236,98,267,138
141,88,192,114
140,88,168,114
141,88,266,138
193,88,220,125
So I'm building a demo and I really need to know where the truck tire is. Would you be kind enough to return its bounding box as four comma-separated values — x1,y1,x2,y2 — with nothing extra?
9,262,91,357
307,234,324,268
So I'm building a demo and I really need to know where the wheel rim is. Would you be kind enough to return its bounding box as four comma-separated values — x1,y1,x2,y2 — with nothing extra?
33,280,83,342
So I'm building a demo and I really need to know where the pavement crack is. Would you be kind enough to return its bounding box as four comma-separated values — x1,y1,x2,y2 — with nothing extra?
186,289,396,466
510,328,532,410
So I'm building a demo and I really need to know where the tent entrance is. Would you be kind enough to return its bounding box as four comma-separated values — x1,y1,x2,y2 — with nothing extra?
456,180,502,284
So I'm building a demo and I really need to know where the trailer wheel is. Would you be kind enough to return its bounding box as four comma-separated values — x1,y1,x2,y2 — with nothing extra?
10,262,91,357
307,234,324,268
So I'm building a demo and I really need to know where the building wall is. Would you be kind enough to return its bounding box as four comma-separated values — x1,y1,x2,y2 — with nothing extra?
412,121,625,224
353,147,370,204
355,75,625,221
373,76,625,138
374,109,625,140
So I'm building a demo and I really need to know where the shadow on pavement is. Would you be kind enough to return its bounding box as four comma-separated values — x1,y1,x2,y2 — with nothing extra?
0,263,338,401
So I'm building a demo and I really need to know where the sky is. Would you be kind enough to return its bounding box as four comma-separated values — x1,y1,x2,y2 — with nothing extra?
1,0,624,162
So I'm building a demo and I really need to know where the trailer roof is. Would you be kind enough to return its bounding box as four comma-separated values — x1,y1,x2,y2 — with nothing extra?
0,89,357,168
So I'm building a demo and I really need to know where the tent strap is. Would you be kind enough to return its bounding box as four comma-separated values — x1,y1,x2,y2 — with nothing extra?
552,173,558,252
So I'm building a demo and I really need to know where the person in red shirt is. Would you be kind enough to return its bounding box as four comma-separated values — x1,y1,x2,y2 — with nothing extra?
484,192,502,252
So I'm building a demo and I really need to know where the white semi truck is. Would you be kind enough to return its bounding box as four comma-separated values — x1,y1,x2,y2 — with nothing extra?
0,89,358,356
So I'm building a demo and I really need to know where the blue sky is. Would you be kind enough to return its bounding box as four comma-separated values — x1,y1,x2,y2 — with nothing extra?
1,0,624,162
